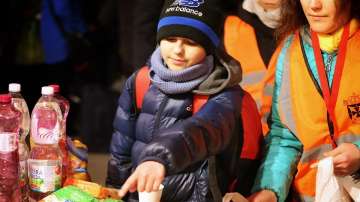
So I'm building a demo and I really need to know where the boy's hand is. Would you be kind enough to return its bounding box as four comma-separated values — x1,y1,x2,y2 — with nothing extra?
247,190,277,202
223,192,248,202
118,161,165,198
324,143,360,176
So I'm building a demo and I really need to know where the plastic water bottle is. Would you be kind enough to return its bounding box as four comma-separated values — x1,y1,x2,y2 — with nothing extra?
28,87,63,201
0,94,21,201
49,84,70,183
9,83,31,201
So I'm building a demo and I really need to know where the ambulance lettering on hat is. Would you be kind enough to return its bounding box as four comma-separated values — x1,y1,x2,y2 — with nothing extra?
157,0,224,54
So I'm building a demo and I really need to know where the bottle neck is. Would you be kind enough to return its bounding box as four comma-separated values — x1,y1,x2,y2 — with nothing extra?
10,92,22,98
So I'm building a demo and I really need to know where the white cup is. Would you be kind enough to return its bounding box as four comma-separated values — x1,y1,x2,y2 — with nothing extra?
138,184,164,202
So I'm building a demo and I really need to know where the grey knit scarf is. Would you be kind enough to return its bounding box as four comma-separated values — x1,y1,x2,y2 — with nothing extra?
149,47,214,94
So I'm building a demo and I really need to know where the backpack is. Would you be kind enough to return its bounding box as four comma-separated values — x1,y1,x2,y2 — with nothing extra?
134,66,263,197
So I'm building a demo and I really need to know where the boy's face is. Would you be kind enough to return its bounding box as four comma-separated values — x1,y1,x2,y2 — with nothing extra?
160,37,206,71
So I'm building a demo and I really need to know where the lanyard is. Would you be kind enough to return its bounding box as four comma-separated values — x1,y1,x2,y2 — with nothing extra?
310,23,350,138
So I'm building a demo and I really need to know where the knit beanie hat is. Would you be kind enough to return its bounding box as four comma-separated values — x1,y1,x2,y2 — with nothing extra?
157,0,224,54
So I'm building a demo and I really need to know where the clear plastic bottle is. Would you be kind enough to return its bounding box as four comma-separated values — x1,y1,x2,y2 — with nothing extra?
28,87,63,201
49,84,69,183
0,94,21,201
9,83,31,201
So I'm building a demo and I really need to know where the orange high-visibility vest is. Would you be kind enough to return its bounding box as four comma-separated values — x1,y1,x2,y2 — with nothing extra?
278,32,360,201
224,15,280,134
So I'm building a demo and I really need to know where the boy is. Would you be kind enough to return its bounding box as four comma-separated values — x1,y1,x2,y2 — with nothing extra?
106,0,262,201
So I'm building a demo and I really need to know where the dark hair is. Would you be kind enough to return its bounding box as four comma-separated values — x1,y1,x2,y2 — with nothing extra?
276,0,360,40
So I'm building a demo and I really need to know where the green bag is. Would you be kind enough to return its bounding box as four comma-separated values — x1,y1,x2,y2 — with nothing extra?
40,185,123,202
41,186,98,202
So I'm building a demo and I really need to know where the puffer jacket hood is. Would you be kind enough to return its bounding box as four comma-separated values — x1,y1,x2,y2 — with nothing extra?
194,48,242,95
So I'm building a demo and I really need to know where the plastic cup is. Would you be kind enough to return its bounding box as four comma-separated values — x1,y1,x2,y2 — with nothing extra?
138,184,164,202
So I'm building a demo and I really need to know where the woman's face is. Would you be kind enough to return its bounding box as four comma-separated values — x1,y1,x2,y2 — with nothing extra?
160,37,206,71
300,0,351,34
257,0,281,10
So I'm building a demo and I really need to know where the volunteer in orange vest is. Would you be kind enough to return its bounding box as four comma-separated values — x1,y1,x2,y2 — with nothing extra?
246,0,360,202
224,0,281,134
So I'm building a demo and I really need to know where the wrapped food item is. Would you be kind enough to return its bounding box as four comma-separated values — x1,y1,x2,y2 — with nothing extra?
67,138,91,181
64,178,120,200
39,186,97,202
40,186,123,202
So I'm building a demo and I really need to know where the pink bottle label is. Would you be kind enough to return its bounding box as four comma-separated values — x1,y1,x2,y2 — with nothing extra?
31,107,61,145
36,127,59,143
0,132,18,152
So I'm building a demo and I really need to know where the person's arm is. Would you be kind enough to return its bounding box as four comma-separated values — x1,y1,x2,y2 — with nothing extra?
250,37,303,202
250,110,302,202
106,74,137,188
52,0,87,33
138,87,243,174
118,86,243,196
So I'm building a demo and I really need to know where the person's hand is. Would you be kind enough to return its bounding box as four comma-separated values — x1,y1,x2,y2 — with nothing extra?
118,161,165,198
324,143,360,176
247,190,277,202
223,192,248,202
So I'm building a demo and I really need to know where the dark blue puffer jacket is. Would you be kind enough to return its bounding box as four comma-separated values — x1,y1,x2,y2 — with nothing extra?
106,52,248,201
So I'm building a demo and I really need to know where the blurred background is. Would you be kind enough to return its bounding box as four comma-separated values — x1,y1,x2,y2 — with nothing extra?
0,0,142,185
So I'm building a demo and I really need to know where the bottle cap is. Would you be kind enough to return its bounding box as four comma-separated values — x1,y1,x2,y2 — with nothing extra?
0,94,11,103
8,83,21,92
41,86,54,95
49,84,60,93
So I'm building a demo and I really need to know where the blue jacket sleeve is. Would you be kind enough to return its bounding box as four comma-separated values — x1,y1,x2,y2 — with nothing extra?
251,38,303,202
106,74,137,188
137,87,243,175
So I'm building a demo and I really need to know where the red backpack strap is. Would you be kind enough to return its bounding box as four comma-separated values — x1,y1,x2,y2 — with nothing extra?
193,94,209,115
239,91,263,159
227,90,263,193
135,66,151,110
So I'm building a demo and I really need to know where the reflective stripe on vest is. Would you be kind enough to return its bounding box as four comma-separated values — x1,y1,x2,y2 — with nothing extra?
278,32,360,200
224,16,280,134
